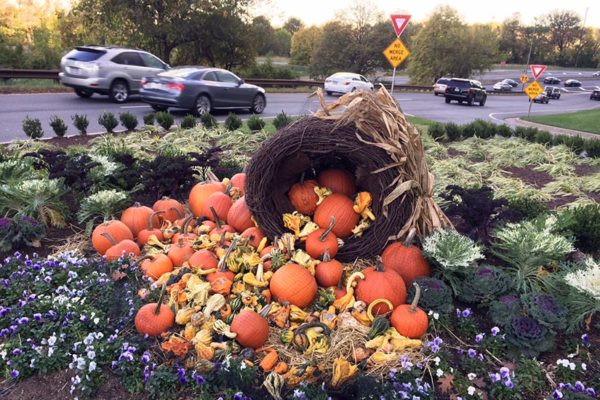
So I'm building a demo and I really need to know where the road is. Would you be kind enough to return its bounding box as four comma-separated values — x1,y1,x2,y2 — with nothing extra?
1,84,599,143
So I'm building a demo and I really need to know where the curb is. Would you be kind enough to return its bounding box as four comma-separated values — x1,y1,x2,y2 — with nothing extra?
508,118,599,140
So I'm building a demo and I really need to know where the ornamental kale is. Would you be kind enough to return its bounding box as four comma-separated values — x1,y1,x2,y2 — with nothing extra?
505,316,555,357
407,277,454,314
489,295,521,327
457,265,514,305
522,293,567,332
0,214,46,252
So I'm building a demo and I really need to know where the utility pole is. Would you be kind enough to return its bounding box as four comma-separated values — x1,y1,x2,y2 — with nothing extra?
526,23,537,67
575,7,589,68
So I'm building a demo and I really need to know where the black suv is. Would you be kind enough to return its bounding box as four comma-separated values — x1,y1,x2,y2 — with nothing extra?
591,89,600,101
444,78,487,106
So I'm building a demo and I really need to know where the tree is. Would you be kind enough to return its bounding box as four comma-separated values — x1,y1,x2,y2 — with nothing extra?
542,10,583,66
252,16,275,56
498,14,529,63
271,28,292,56
290,26,323,66
309,22,350,78
283,17,303,35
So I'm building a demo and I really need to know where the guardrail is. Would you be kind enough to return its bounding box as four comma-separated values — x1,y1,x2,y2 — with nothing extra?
0,69,60,80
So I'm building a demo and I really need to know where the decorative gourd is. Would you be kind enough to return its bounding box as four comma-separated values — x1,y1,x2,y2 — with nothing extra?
137,211,165,246
315,250,343,288
227,196,255,233
313,193,359,239
269,263,317,308
230,309,269,349
305,217,338,259
390,282,429,339
241,227,265,249
317,168,356,197
135,284,174,336
368,315,391,340
230,173,246,195
188,180,226,217
382,228,431,286
355,259,407,316
288,177,319,215
120,202,156,238
167,238,195,268
152,197,185,222
188,249,218,271
100,232,139,262
92,220,133,255
202,191,232,222
207,239,236,283
141,254,174,280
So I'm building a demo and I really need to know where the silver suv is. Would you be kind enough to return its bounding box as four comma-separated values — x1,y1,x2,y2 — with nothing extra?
59,46,169,103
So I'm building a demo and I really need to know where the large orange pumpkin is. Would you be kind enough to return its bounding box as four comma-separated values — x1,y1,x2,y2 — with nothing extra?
382,228,431,287
167,238,195,268
152,197,185,222
188,249,218,271
317,169,356,197
241,227,265,249
315,251,344,288
135,285,174,336
305,216,338,259
227,196,255,232
230,309,269,349
202,192,232,222
391,282,429,339
92,220,133,255
189,181,226,217
313,194,359,239
270,263,317,308
137,211,165,246
288,179,319,215
230,173,246,195
102,233,140,261
355,259,406,315
120,202,156,238
141,254,174,280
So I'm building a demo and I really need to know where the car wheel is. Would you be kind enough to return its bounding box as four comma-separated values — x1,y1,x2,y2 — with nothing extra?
557,95,560,100
110,80,129,103
326,91,332,96
351,87,357,92
479,97,486,106
467,97,474,106
434,92,438,96
74,88,93,98
194,95,211,116
445,97,450,104
250,94,266,114
151,104,168,112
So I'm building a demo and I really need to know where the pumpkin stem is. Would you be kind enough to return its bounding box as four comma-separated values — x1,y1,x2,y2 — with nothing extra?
299,172,305,185
336,269,346,289
224,181,233,196
181,215,194,234
375,256,385,273
219,231,227,247
169,207,185,220
218,237,238,272
403,228,417,247
100,232,118,246
154,283,167,315
147,211,165,230
209,206,222,229
322,249,331,262
319,216,336,242
410,282,421,313
258,303,272,318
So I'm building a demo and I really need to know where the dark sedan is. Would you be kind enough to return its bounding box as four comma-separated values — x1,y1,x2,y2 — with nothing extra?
543,76,561,84
564,79,582,87
140,67,266,115
591,90,600,100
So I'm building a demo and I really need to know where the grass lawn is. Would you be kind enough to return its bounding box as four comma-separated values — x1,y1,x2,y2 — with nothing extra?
0,78,69,94
525,108,600,135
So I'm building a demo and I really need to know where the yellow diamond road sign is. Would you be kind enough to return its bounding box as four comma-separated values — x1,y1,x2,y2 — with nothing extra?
384,38,410,68
520,74,529,84
525,81,543,100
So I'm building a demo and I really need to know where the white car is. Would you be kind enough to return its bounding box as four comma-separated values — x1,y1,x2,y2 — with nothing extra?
324,72,374,95
593,71,600,77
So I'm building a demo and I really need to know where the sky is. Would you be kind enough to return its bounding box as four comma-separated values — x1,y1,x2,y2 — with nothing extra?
255,0,599,28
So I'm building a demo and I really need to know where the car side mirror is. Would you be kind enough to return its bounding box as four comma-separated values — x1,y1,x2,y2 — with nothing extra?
164,64,170,70
238,79,244,86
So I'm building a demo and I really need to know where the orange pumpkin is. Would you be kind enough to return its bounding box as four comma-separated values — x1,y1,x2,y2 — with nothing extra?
103,233,140,262
167,238,195,268
189,181,226,217
209,209,236,236
230,309,269,349
230,173,246,195
141,254,174,280
305,216,338,259
318,168,356,197
227,196,255,233
241,227,265,249
288,178,319,215
171,216,197,244
313,193,359,239
188,249,218,271
355,259,406,315
382,228,431,287
135,285,174,336
207,240,236,283
390,282,429,339
120,202,156,238
137,211,165,246
270,263,317,308
92,220,133,255
152,197,185,222
315,250,343,288
202,192,232,222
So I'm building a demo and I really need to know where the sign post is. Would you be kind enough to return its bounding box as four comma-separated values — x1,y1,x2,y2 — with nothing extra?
385,14,411,95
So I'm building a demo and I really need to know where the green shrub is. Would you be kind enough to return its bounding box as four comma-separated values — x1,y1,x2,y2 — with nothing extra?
473,119,496,139
514,126,528,140
155,111,174,131
457,265,514,305
560,135,586,154
583,138,600,158
445,122,462,141
238,58,298,79
72,114,89,135
98,112,118,133
507,197,549,219
555,203,600,255
247,114,265,131
180,114,197,129
0,214,46,252
428,122,446,141
496,124,513,138
534,130,553,145
516,127,539,141
49,115,67,137
143,113,155,126
273,111,291,130
200,113,217,129
224,112,243,131
22,116,44,139
119,112,138,132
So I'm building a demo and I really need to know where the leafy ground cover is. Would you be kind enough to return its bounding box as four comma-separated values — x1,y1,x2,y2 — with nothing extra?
525,109,600,135
0,119,599,400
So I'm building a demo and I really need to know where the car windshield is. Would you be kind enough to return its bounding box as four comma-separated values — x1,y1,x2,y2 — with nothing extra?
158,68,201,78
449,80,469,88
65,48,106,61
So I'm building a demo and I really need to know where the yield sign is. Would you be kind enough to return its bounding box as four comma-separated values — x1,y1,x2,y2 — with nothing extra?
390,14,411,37
530,64,546,80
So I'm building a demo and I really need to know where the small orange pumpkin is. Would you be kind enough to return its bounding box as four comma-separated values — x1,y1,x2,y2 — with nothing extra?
305,216,338,259
188,180,226,217
167,238,195,268
137,211,165,246
227,196,255,233
170,216,197,244
288,177,319,215
390,282,429,339
241,227,265,249
101,232,140,261
92,220,133,255
134,284,175,336
209,207,236,236
270,263,317,308
315,250,344,288
188,249,218,271
382,228,431,287
120,202,156,238
355,258,406,316
152,197,185,222
202,191,232,222
318,168,356,197
313,193,359,239
141,254,174,280
230,309,270,349
230,173,246,195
